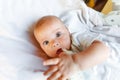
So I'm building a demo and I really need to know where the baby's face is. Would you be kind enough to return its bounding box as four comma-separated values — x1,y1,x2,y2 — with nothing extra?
34,17,71,57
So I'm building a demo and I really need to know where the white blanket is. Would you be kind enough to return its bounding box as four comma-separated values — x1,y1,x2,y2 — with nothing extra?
59,3,120,79
0,0,120,80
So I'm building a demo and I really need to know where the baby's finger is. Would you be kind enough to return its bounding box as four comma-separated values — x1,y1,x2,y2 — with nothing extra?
43,58,60,65
47,70,61,80
44,65,58,75
58,75,68,80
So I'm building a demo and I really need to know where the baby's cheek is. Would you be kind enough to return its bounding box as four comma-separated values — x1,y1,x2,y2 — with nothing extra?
48,50,57,58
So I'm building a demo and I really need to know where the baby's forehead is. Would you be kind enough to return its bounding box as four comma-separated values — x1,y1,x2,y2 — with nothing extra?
39,17,63,26
35,16,66,33
38,16,60,23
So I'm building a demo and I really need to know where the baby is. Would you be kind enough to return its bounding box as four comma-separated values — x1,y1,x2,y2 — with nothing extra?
33,16,110,80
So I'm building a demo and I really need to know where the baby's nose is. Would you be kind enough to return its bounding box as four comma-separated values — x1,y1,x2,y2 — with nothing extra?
53,41,60,47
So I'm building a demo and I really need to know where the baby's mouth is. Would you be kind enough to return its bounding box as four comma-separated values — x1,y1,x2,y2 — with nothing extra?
56,48,63,55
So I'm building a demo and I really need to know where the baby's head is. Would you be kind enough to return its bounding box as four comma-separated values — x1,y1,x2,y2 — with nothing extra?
34,16,71,57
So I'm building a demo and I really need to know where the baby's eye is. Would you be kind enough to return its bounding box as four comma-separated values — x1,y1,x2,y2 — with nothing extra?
43,41,49,45
56,32,61,37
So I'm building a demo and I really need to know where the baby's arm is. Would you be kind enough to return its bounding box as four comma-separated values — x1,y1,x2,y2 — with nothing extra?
43,40,110,80
73,40,110,70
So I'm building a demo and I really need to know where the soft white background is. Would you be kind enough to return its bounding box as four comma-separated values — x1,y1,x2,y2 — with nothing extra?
0,0,120,80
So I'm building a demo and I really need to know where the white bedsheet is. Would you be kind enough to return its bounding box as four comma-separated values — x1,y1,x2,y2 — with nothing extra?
0,0,120,80
0,0,84,80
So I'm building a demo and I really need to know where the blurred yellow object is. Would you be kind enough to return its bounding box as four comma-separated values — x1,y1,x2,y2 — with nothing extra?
87,0,95,7
101,0,113,14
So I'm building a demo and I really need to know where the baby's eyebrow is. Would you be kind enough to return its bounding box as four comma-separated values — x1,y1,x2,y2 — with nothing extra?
54,28,61,31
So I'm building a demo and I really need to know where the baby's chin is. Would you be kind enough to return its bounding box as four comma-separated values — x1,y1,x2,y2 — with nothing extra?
48,54,59,58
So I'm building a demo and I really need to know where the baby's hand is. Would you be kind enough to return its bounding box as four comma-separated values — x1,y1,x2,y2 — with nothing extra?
43,53,80,80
